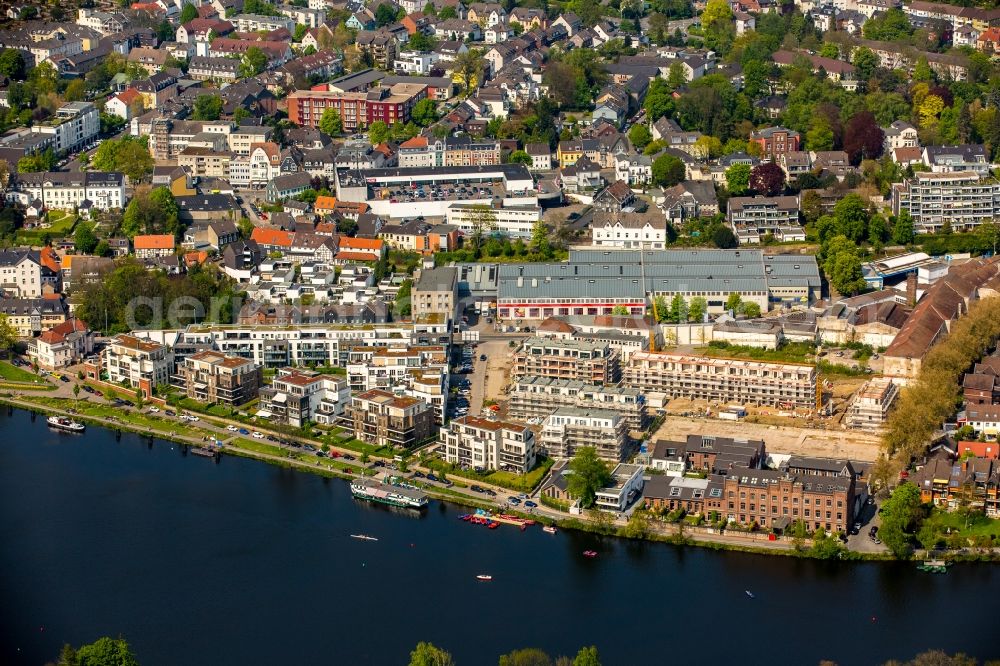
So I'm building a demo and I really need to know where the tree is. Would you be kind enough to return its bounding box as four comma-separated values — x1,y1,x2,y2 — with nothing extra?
122,187,179,237
611,304,630,316
375,2,398,26
17,149,56,173
573,647,602,666
499,648,552,666
193,94,223,121
667,61,687,89
319,107,342,136
667,294,687,323
395,278,412,317
92,138,153,183
368,120,390,145
628,124,652,151
74,636,140,666
741,301,761,318
508,150,532,166
643,78,675,122
833,193,870,243
65,79,87,103
0,314,16,355
438,5,457,19
623,510,649,539
688,296,707,322
0,48,26,80
725,163,751,195
651,154,685,187
852,47,878,84
844,111,885,165
712,225,737,249
566,446,613,508
408,31,437,51
409,641,454,666
75,223,99,254
453,49,484,96
179,2,199,23
725,292,742,313
806,116,835,152
878,483,924,558
824,236,866,296
239,47,268,78
411,98,438,127
749,161,785,196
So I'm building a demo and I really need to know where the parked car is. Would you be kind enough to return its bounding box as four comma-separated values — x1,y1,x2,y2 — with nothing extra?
148,406,159,413
227,425,238,432
238,428,250,435
252,431,264,439
524,501,537,508
508,497,521,505
426,473,438,481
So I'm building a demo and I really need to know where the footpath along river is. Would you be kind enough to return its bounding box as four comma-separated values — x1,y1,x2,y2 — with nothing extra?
0,408,997,666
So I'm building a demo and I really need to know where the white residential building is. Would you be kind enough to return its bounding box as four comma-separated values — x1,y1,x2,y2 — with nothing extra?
103,334,173,393
30,101,99,153
257,367,352,427
7,172,126,211
594,463,644,512
539,406,629,462
232,13,295,32
446,203,542,238
441,415,537,473
394,51,440,75
591,213,668,249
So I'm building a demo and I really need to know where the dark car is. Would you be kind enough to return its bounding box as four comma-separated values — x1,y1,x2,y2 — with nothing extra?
524,501,537,508
342,454,355,461
426,473,438,481
470,484,484,493
239,428,250,436
412,470,424,478
374,460,385,467
484,489,497,497
60,376,70,383
479,354,487,361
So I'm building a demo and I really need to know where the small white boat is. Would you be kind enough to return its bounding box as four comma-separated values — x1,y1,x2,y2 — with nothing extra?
476,575,492,581
47,416,85,432
350,534,379,541
543,526,557,534
745,590,755,599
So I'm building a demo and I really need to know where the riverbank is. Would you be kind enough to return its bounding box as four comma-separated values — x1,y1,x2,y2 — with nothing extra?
4,393,993,563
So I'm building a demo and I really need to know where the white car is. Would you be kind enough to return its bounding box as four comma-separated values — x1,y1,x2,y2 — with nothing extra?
148,407,160,413
188,415,199,422
252,431,264,439
226,425,238,432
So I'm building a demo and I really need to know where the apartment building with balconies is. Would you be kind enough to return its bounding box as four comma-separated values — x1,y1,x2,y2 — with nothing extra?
177,350,262,406
507,375,646,430
103,334,172,395
845,377,899,432
891,171,1000,233
349,389,435,449
513,337,620,386
257,367,351,427
539,406,629,461
623,352,817,410
441,415,537,473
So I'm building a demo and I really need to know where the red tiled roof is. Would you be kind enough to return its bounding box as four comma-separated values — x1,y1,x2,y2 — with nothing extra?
133,234,175,250
251,227,293,247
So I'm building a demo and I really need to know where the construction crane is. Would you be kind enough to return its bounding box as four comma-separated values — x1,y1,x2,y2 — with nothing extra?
643,249,658,352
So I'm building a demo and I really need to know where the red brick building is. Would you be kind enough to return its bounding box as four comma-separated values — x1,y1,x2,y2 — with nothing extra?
286,82,427,131
749,126,801,160
723,468,855,533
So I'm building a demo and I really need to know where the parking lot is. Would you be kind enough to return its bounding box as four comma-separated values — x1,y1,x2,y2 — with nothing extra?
378,180,504,204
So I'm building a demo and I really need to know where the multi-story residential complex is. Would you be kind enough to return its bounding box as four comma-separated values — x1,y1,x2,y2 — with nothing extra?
445,202,542,238
286,83,427,132
29,102,99,153
513,337,620,385
187,56,241,83
0,249,49,298
8,171,126,211
440,415,537,473
232,13,295,32
722,468,856,534
891,171,1000,233
397,136,501,167
495,249,821,321
257,367,351,427
539,406,629,461
749,126,801,159
845,377,899,432
177,351,262,407
508,376,646,430
649,434,767,476
346,345,449,423
103,334,173,395
923,144,990,177
727,196,802,245
411,267,458,319
623,352,818,410
135,322,422,369
349,389,435,449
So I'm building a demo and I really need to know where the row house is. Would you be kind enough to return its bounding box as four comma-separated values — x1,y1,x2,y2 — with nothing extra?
0,297,67,337
913,451,1000,518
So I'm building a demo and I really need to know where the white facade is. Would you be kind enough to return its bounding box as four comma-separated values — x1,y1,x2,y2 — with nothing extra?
441,415,537,473
8,172,126,211
594,463,644,512
30,102,99,153
592,219,667,249
446,203,541,238
394,51,440,75
103,334,173,389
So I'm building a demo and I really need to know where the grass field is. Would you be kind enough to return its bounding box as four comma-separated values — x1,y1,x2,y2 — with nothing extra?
16,212,78,246
0,362,42,383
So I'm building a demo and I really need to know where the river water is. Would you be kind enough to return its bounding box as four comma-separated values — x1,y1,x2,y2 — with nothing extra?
0,409,997,666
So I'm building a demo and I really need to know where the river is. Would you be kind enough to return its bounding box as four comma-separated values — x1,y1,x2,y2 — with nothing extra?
0,409,997,666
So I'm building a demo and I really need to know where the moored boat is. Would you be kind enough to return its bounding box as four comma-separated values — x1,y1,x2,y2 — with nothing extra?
476,574,492,581
543,526,557,534
190,446,217,458
351,478,428,509
583,550,597,558
350,534,379,541
47,416,85,433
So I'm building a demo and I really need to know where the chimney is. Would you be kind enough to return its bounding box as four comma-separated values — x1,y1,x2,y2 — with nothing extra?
905,272,917,306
